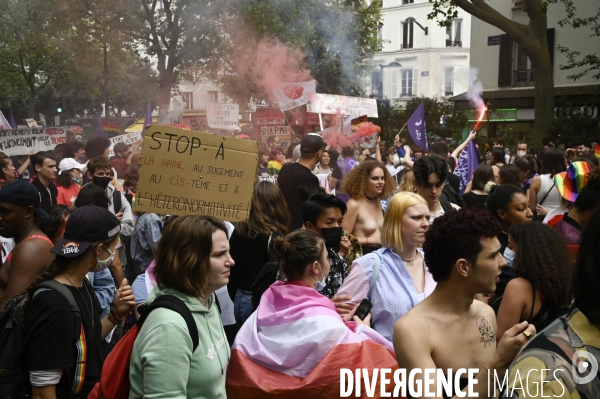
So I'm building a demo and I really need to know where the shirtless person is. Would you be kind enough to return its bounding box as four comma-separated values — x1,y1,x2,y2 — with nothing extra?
342,160,396,254
0,180,54,308
393,208,536,398
413,156,461,222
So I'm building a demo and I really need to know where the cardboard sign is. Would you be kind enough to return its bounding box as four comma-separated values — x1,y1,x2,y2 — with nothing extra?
0,127,67,156
260,126,292,151
108,132,143,157
306,93,378,117
207,103,239,130
136,125,259,221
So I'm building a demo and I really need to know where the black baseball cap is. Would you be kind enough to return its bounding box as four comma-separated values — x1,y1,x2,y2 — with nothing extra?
51,205,121,257
300,133,325,154
0,180,50,220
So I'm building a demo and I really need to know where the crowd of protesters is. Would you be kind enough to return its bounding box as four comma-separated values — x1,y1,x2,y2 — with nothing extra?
0,129,599,399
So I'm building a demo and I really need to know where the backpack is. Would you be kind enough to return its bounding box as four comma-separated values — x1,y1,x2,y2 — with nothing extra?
88,295,199,399
0,280,83,399
112,190,123,213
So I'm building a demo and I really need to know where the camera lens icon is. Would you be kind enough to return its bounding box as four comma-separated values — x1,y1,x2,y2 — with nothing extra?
571,350,598,384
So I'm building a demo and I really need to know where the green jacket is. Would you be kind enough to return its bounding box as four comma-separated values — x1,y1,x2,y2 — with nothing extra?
129,286,230,399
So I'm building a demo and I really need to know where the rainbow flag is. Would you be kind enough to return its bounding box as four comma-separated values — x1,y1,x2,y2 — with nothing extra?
595,143,600,159
227,281,399,398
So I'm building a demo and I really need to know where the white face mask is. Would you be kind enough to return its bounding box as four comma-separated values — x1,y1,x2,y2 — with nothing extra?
94,246,115,272
504,247,516,269
517,151,527,158
315,263,327,292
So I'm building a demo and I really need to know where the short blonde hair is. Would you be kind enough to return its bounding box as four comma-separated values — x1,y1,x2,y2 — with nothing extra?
380,192,428,252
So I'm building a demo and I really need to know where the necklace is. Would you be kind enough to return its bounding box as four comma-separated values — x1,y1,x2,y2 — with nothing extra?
365,195,378,202
62,273,95,329
401,251,420,267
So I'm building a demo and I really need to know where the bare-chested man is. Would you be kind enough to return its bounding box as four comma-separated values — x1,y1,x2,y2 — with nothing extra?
393,208,536,398
0,180,54,308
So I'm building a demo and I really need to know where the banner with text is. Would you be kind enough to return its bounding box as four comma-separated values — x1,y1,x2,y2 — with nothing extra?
207,103,239,130
108,132,143,157
0,127,67,156
306,93,378,117
136,125,259,221
260,126,292,151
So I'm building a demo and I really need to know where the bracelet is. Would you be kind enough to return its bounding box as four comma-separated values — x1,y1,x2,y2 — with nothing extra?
110,306,124,323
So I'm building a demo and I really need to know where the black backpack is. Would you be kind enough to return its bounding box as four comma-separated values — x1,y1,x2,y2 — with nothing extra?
0,280,83,399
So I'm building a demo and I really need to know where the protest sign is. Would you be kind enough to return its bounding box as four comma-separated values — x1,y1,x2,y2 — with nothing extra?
207,103,239,130
108,132,143,157
306,93,378,117
136,125,259,221
273,80,316,111
0,127,67,156
25,119,39,128
70,125,83,135
260,126,292,151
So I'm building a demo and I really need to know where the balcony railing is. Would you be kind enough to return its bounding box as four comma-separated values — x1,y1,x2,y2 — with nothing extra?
446,40,462,47
514,69,534,86
401,44,413,49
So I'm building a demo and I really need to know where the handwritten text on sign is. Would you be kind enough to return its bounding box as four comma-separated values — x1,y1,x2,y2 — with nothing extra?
207,103,239,130
306,93,378,118
108,132,142,157
136,125,259,221
0,127,67,156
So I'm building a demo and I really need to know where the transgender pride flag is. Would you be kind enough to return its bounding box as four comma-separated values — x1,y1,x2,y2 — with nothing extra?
226,281,398,398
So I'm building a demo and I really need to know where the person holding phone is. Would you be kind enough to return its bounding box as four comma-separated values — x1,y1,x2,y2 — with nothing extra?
334,192,435,342
227,230,396,396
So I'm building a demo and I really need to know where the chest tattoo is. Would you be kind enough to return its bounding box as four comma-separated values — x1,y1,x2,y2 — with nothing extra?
476,316,495,347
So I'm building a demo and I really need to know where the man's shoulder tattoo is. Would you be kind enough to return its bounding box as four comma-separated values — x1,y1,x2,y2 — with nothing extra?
476,316,496,347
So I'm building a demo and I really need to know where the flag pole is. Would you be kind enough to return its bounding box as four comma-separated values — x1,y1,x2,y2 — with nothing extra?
398,121,408,135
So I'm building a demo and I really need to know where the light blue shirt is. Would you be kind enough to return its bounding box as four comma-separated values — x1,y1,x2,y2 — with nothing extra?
335,247,436,341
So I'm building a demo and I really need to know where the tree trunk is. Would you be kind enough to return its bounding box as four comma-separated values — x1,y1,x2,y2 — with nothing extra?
529,48,554,152
524,0,554,153
28,94,36,119
158,74,173,124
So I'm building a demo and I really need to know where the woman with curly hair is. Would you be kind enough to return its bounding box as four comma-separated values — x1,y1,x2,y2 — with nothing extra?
341,160,396,254
496,222,571,339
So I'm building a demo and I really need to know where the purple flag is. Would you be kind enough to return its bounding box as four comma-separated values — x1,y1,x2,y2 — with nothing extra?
9,109,16,129
453,140,479,195
97,109,105,137
144,98,152,128
407,102,428,151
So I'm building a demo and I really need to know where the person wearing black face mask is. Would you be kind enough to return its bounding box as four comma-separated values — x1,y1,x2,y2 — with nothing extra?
302,192,351,299
85,156,134,278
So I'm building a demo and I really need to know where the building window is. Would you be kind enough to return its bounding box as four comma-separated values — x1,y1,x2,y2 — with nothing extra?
371,71,383,97
401,69,413,97
182,92,193,109
446,19,462,47
444,67,454,96
402,21,414,49
208,91,218,103
403,0,414,4
514,42,533,86
377,24,383,51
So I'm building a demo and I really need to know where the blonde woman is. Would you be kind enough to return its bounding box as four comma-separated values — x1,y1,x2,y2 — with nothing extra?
341,160,396,254
334,192,436,341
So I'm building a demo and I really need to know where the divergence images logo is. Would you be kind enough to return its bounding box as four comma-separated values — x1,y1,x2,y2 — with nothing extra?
572,350,599,384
